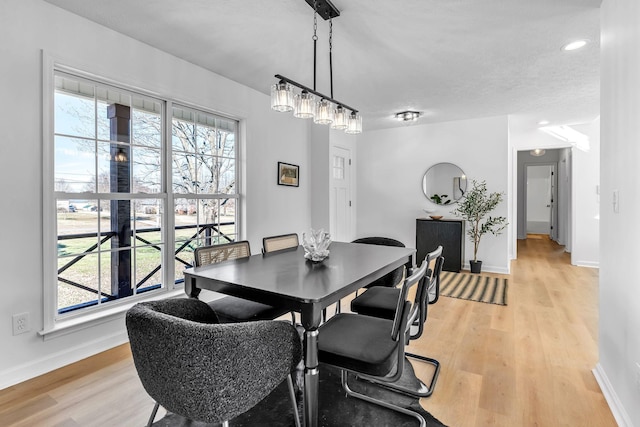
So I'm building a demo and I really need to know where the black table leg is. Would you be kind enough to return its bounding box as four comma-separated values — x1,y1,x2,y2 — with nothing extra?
301,307,322,427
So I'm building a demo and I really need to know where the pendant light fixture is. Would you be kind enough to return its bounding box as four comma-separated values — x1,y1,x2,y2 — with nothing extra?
271,0,361,134
294,90,315,118
314,98,334,124
345,111,362,134
270,81,294,112
331,105,348,129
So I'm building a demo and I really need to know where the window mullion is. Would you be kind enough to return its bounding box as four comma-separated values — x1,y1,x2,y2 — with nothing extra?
165,100,176,289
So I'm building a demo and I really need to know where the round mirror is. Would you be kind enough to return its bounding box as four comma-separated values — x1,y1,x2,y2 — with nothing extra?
422,162,467,205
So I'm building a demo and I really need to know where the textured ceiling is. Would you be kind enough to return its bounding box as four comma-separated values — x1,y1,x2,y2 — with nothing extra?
44,0,601,131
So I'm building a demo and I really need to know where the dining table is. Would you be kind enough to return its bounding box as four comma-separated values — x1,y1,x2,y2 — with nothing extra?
183,241,415,427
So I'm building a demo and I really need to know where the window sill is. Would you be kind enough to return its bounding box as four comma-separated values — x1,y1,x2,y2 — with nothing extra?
39,289,186,341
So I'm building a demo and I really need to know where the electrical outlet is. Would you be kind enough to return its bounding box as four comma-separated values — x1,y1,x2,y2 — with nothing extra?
12,312,30,335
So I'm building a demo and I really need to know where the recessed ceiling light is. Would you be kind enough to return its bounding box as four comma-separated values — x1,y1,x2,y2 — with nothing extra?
562,40,588,51
538,120,550,126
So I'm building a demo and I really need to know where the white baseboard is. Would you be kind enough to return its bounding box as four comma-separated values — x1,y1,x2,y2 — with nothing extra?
593,363,633,427
0,330,129,391
461,265,510,275
576,260,600,268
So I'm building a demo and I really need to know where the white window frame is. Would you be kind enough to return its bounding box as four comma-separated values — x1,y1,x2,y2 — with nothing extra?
41,56,240,338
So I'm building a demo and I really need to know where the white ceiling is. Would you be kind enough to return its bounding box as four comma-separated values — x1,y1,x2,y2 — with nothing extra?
44,0,601,131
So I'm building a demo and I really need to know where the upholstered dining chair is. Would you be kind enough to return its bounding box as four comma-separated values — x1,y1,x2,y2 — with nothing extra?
262,233,299,253
349,246,444,397
126,299,301,427
316,259,429,426
193,241,291,323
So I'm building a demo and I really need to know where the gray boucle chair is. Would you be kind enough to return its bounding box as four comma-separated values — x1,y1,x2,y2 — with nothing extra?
126,298,302,427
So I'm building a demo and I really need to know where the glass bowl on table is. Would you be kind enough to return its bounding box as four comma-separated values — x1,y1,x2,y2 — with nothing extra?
302,229,331,262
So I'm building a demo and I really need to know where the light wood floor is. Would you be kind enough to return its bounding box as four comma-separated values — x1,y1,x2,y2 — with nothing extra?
0,237,617,427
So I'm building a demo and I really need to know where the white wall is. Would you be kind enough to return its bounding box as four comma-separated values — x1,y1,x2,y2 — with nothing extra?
0,0,312,389
571,120,600,268
356,116,510,273
557,148,572,248
597,0,640,425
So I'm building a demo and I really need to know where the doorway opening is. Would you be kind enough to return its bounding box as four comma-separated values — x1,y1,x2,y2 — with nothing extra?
515,148,572,250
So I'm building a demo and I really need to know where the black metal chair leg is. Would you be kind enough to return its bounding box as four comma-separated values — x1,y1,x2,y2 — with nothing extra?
287,373,301,427
146,401,160,427
341,371,426,427
405,352,440,397
359,354,440,398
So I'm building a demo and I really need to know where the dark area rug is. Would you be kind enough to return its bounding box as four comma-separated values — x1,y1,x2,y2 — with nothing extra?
152,362,448,427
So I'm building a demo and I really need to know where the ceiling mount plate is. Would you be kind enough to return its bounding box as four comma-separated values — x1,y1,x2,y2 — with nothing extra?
304,0,340,20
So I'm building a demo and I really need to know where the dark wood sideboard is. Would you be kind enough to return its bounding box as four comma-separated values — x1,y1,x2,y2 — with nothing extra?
416,218,465,272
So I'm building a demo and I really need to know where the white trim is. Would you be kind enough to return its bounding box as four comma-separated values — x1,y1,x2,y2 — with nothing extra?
593,363,633,427
39,289,185,339
575,260,600,268
42,50,58,332
165,100,175,289
461,265,510,275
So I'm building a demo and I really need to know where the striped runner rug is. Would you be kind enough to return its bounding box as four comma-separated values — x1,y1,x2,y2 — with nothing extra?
440,271,508,306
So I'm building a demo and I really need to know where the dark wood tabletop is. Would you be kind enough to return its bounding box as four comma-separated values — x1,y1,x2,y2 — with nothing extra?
184,241,414,322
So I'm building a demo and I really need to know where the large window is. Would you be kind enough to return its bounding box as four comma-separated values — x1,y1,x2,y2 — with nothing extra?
47,69,239,323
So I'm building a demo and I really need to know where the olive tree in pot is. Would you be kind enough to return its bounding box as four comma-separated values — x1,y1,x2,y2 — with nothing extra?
451,180,507,273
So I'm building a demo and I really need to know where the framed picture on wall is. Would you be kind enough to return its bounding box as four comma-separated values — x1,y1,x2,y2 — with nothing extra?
278,162,299,187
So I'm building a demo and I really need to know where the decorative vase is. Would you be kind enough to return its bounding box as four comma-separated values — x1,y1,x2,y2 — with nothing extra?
470,260,482,274
302,229,331,262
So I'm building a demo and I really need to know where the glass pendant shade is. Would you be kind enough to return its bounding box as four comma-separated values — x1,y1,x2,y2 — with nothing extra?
294,91,315,119
345,112,362,134
331,105,348,129
314,99,334,124
270,82,294,112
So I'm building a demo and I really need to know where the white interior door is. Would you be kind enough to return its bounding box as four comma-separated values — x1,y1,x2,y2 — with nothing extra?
549,165,558,241
526,164,554,235
330,146,352,242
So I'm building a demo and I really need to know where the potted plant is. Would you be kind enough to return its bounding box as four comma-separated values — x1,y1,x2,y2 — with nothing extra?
451,180,507,273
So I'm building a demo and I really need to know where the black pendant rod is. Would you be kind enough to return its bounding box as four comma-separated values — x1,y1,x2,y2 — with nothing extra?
329,18,334,99
275,74,358,114
329,50,333,99
313,36,317,91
